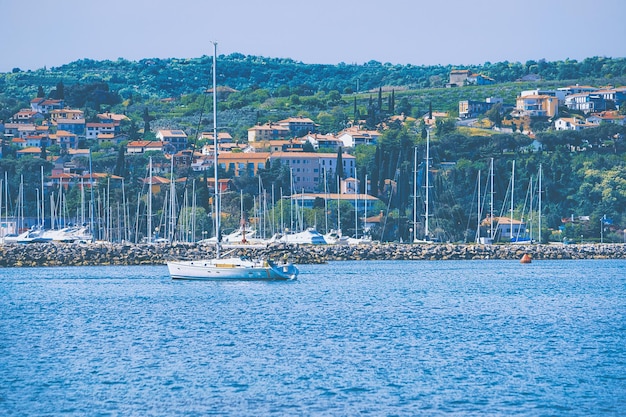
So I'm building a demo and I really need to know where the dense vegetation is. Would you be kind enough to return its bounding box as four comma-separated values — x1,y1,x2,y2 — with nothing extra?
1,55,625,243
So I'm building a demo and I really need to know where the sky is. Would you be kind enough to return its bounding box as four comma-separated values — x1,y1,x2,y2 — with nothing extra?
2,0,625,73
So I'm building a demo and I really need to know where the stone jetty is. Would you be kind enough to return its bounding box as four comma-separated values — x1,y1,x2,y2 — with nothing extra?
0,241,625,268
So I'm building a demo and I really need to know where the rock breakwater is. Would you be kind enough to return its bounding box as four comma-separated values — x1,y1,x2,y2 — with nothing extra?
1,242,625,268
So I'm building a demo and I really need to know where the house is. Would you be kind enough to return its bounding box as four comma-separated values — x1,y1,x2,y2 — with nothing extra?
247,122,291,142
201,142,245,155
564,93,607,113
49,172,80,189
301,133,343,151
515,95,559,117
198,131,233,144
586,111,626,126
96,133,128,146
54,118,86,136
30,98,64,114
126,140,165,154
12,109,44,124
364,210,385,232
459,98,503,118
51,153,88,176
557,85,598,95
467,73,495,86
268,139,305,153
521,89,567,105
97,112,129,123
554,117,595,131
191,156,213,172
217,152,270,177
447,69,471,87
269,151,356,193
277,116,317,135
11,137,27,148
49,109,84,121
171,149,196,168
53,130,79,149
16,146,42,158
206,178,233,193
25,134,51,149
482,216,527,242
86,122,119,141
447,69,493,87
156,129,188,152
593,88,626,110
336,126,380,148
81,172,124,188
341,177,359,194
9,123,39,139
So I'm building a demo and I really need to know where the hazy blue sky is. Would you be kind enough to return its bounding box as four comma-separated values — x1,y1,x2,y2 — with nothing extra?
2,0,625,72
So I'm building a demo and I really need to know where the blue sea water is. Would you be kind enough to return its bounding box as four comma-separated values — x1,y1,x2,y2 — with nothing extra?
0,259,625,416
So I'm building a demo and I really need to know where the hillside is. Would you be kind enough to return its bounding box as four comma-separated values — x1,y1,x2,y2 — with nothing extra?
1,55,625,244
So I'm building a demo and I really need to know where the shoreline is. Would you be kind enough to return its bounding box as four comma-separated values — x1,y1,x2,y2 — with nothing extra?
1,241,625,268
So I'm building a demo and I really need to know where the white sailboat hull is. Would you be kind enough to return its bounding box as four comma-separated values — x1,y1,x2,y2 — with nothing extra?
167,257,298,281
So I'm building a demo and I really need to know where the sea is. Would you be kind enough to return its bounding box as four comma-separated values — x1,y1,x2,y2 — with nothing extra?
1,259,624,416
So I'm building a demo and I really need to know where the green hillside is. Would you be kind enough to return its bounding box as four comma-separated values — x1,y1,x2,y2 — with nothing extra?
1,55,625,243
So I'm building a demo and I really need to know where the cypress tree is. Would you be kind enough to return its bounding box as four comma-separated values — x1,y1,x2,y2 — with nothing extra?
56,81,65,100
377,87,383,110
371,146,380,196
37,85,45,98
336,147,344,180
113,146,126,177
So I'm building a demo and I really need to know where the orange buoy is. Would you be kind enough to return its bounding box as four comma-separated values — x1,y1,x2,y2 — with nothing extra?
520,253,532,264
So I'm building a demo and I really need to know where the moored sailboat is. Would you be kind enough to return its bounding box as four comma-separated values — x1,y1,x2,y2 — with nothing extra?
166,42,298,281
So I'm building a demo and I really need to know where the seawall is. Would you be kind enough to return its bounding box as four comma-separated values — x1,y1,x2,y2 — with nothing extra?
1,242,625,267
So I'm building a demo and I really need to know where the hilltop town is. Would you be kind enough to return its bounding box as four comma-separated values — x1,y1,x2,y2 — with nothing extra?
0,60,625,244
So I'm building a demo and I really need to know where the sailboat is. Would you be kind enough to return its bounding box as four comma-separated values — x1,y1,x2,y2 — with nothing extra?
167,43,298,281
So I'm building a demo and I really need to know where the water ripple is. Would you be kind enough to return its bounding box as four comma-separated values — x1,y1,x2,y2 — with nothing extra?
0,260,624,415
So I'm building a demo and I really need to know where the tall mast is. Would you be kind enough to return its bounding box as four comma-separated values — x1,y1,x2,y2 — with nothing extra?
476,170,481,243
89,150,95,242
147,157,152,243
170,153,175,241
212,41,220,259
510,160,515,240
354,167,358,239
324,168,328,233
413,146,418,243
40,165,45,228
424,130,431,238
364,174,368,237
490,157,494,239
337,175,341,234
538,164,542,244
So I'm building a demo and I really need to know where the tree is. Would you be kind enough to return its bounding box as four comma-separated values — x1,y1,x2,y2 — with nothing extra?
113,146,126,177
142,107,154,137
37,86,45,98
303,141,315,153
370,146,380,196
485,103,503,128
56,81,65,100
336,147,344,180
